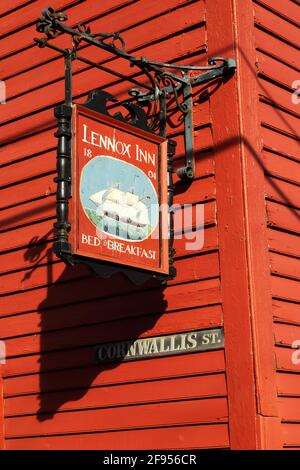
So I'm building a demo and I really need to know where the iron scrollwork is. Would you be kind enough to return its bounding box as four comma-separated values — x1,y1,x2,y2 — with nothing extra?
35,7,236,179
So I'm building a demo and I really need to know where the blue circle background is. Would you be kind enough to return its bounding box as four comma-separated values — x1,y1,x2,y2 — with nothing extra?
80,155,159,231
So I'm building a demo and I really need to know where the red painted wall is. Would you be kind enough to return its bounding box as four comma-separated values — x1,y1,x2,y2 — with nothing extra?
253,0,300,449
0,0,228,450
0,0,298,450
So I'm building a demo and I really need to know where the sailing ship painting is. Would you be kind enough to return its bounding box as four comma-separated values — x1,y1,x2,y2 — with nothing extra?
80,156,159,241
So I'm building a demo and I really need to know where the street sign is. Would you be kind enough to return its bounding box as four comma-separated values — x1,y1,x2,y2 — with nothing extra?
96,328,224,363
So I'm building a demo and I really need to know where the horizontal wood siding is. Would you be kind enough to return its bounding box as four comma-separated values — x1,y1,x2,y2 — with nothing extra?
254,0,300,449
0,0,229,450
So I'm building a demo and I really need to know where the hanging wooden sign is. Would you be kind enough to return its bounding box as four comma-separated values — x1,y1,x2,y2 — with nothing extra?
68,104,171,279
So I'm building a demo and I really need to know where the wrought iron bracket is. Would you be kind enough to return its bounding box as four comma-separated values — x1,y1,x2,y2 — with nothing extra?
35,6,236,180
34,6,236,283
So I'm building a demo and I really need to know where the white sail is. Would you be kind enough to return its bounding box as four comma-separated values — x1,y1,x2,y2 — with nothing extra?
90,190,106,206
90,188,150,226
91,188,140,207
105,188,139,207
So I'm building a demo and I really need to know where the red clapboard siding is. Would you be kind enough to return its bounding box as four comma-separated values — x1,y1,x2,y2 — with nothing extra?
259,101,300,138
253,0,300,25
4,397,228,438
0,0,79,38
267,200,300,235
274,323,300,347
1,286,222,339
257,52,299,91
3,328,222,377
174,224,218,257
279,397,300,422
263,150,300,185
0,0,231,451
0,95,210,151
1,300,222,340
0,275,221,319
0,260,90,296
0,174,56,210
0,241,54,274
282,423,300,448
0,0,127,37
3,349,226,396
0,218,55,254
0,151,56,188
173,127,213,159
275,346,300,373
268,228,300,258
258,80,300,117
265,176,300,209
253,0,300,448
0,111,56,150
273,299,300,325
277,373,300,397
5,424,230,450
254,2,300,48
255,27,299,68
270,252,300,281
271,275,300,303
0,0,32,17
0,130,56,167
262,127,300,162
0,251,220,296
4,373,227,417
0,242,219,295
0,281,220,335
0,194,56,232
